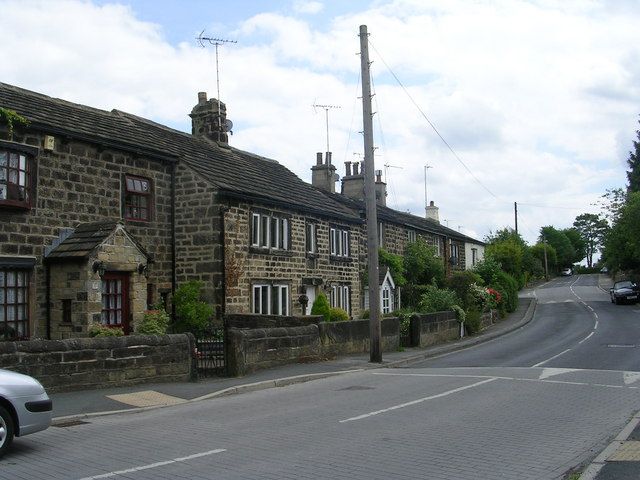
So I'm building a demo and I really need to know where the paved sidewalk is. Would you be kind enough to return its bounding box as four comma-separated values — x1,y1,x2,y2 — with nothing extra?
50,297,537,423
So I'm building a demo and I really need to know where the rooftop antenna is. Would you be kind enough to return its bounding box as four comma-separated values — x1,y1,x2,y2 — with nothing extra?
313,102,341,153
197,30,237,125
383,163,402,181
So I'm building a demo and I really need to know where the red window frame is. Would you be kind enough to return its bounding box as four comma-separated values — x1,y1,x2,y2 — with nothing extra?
0,148,32,209
101,273,130,334
0,268,30,340
124,175,151,222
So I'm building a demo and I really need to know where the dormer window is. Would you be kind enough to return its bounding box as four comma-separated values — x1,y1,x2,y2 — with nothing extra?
124,175,152,222
0,145,34,209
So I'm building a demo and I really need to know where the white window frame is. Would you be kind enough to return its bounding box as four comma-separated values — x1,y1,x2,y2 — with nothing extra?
330,285,350,313
330,227,350,258
378,222,385,247
407,230,416,243
252,283,289,315
381,286,392,314
251,212,289,251
306,222,317,254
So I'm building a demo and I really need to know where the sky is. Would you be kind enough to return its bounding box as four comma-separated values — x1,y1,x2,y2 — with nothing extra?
1,0,639,246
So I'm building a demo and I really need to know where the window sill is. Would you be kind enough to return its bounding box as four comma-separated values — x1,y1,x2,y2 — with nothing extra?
249,247,293,257
330,256,352,263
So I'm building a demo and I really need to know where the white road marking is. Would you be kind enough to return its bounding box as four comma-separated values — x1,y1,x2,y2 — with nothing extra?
373,371,640,390
77,449,226,479
532,348,572,367
624,372,640,385
579,332,595,344
339,378,497,423
538,368,579,380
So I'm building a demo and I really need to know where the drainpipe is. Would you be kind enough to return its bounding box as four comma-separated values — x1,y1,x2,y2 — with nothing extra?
220,205,230,318
171,162,177,322
45,263,51,339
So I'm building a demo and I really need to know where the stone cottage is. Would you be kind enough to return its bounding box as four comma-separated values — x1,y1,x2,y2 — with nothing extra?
0,83,364,340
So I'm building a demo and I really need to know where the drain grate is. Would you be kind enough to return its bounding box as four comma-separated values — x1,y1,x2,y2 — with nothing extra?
52,419,90,428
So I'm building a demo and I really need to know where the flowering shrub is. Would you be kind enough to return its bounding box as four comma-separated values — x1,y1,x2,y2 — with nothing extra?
486,288,502,310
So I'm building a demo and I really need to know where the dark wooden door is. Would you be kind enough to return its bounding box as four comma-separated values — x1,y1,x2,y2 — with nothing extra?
101,272,131,334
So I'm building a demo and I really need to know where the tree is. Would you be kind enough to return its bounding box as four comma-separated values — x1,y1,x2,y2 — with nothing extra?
403,238,445,286
561,228,586,264
603,191,640,274
379,248,406,286
626,117,640,193
573,213,609,268
539,226,575,269
530,242,557,277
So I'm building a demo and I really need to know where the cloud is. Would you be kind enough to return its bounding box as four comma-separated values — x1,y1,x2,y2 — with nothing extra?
292,1,324,15
1,0,639,247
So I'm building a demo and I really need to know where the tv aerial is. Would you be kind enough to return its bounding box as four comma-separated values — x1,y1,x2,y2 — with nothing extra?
312,101,341,153
197,30,237,122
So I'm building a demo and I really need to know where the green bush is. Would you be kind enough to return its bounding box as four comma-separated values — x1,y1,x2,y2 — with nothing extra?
135,307,170,335
491,271,519,313
446,271,484,310
173,281,214,336
360,309,370,319
329,307,349,322
465,307,482,335
450,304,466,323
311,293,331,322
417,285,460,313
400,284,432,310
88,323,124,337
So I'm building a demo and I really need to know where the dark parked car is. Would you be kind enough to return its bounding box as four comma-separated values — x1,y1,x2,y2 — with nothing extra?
610,280,639,304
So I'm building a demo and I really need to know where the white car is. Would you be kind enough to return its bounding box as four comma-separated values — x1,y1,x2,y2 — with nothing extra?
560,268,573,276
0,369,52,457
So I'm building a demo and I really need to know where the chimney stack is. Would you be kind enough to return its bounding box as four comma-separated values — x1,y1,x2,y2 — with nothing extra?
311,152,338,193
374,169,387,206
426,200,440,223
341,161,365,200
190,92,230,145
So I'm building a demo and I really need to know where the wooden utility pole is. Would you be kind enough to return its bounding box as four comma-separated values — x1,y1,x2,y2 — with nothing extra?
514,202,518,235
359,25,381,363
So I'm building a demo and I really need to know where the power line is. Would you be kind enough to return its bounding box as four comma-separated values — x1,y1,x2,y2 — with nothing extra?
367,39,497,199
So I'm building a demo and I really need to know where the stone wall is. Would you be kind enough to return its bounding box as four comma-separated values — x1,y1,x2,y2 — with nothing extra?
226,325,320,376
410,311,460,347
173,163,222,310
0,334,194,393
226,317,400,376
0,128,174,339
223,202,363,318
318,317,399,357
226,313,322,329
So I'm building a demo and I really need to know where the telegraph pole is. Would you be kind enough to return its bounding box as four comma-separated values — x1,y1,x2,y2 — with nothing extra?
514,202,518,235
359,25,381,363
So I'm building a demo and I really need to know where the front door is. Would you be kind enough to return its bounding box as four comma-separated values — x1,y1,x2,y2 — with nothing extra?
305,285,316,315
101,272,131,334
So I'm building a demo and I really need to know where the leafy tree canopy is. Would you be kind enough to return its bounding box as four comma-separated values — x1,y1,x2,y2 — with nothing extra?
403,238,445,286
539,226,575,269
626,117,640,193
573,213,609,268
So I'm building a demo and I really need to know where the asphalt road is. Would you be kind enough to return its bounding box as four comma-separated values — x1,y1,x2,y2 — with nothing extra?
3,274,639,480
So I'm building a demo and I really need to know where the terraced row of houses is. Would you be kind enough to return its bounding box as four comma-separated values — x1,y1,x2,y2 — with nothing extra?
0,82,484,340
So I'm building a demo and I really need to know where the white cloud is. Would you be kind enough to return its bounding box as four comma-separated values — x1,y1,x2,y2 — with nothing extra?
1,0,638,247
293,1,324,15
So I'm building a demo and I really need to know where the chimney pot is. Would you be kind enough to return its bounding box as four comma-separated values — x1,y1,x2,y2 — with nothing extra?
326,152,332,165
430,201,435,206
316,152,323,165
353,162,359,175
197,92,207,104
345,161,352,176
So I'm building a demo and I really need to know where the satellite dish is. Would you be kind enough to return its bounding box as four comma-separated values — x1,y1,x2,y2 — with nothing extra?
224,119,233,134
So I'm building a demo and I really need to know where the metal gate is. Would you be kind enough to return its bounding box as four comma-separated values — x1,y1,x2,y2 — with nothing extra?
194,326,226,377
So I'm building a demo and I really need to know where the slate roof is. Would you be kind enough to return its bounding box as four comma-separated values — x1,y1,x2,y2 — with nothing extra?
0,83,360,223
324,192,484,245
45,222,147,260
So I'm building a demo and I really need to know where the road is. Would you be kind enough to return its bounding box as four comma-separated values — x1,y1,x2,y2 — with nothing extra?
3,274,640,480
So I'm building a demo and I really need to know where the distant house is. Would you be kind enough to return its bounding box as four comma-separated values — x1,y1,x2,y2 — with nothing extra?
311,158,485,312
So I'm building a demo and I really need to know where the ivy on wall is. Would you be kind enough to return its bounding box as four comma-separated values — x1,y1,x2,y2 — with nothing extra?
0,107,29,138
